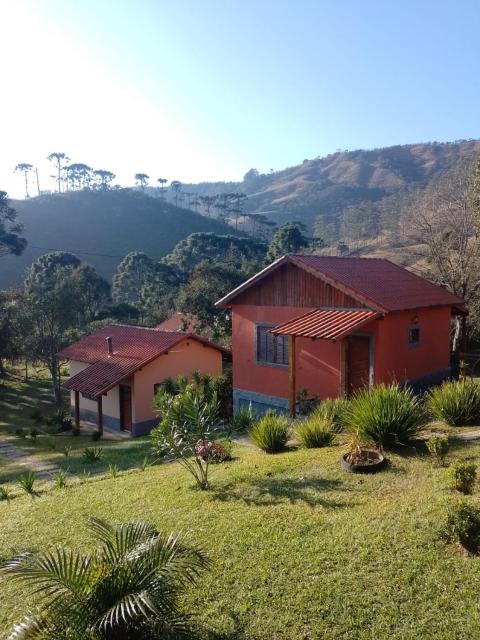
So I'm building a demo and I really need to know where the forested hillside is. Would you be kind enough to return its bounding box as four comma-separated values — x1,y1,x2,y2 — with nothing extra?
177,140,480,238
0,190,238,288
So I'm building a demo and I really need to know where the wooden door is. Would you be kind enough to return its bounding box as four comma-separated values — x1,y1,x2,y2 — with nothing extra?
346,335,371,395
119,385,132,431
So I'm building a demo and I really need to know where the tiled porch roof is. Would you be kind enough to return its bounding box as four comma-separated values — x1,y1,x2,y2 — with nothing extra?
270,308,380,340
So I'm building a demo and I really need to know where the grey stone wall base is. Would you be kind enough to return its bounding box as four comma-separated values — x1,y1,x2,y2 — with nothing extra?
233,389,289,416
78,407,121,430
404,367,452,393
132,418,158,437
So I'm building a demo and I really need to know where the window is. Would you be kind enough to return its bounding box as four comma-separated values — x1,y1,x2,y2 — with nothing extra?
408,325,420,346
256,325,289,366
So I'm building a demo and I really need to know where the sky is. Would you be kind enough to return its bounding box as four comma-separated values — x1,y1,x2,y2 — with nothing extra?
1,0,479,198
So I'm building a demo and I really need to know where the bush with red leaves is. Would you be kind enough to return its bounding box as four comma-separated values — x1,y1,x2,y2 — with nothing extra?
195,440,231,463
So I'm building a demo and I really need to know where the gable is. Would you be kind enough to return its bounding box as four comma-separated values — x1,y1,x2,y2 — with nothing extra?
233,262,365,308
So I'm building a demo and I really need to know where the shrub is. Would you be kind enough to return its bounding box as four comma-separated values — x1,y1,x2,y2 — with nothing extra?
231,406,256,433
108,463,119,478
249,411,290,453
296,415,335,448
442,502,480,553
29,428,39,442
426,435,449,466
53,471,68,489
91,430,102,441
17,471,37,496
427,379,480,426
448,461,477,494
82,447,104,463
30,408,43,427
346,383,428,448
63,446,72,457
0,485,12,501
49,406,73,432
152,384,223,490
296,387,319,416
313,398,350,433
194,440,231,463
15,428,25,439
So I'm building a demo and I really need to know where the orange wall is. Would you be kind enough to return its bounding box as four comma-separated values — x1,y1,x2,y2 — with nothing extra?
232,304,452,401
232,305,342,401
133,338,223,424
370,306,451,384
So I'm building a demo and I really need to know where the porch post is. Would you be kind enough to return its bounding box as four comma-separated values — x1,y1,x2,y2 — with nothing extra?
74,390,80,431
288,335,296,418
97,395,103,436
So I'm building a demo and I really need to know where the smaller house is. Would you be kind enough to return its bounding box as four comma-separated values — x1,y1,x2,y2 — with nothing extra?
59,324,229,436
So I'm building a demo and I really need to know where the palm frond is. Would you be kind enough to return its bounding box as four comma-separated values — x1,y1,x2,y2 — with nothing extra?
5,616,51,640
89,517,158,564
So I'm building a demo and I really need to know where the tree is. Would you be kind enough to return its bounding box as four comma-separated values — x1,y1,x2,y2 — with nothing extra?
152,383,223,489
14,163,33,198
93,169,116,190
0,517,210,639
170,180,182,207
135,173,149,192
199,195,216,217
266,222,309,262
22,252,109,403
47,152,69,193
230,192,247,230
66,163,93,190
407,160,480,348
157,177,168,196
175,260,245,341
112,251,159,306
0,191,27,257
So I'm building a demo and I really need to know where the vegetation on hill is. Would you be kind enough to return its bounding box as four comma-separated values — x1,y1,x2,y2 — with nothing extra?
0,189,241,288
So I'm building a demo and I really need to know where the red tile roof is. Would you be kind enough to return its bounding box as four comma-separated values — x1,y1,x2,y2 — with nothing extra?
271,308,379,340
60,324,229,400
216,254,466,313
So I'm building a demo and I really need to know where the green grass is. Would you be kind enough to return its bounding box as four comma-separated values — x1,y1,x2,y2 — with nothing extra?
5,370,480,637
2,439,480,638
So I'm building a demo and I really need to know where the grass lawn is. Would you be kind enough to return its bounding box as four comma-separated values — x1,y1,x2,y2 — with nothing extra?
2,437,480,637
3,370,480,637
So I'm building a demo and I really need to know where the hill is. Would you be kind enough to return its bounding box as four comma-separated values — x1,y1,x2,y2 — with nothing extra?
179,140,480,232
1,189,239,288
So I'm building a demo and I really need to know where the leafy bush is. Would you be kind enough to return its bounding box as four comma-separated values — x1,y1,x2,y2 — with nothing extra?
249,411,290,453
49,406,73,432
346,384,428,448
0,517,210,638
194,440,231,463
296,415,335,448
53,471,68,489
231,406,256,433
296,387,319,416
91,430,102,441
427,379,480,426
442,502,480,553
15,428,25,439
29,428,39,442
152,384,223,489
30,408,43,426
313,398,350,433
0,485,12,501
448,461,477,494
82,447,104,463
426,435,449,466
17,471,37,496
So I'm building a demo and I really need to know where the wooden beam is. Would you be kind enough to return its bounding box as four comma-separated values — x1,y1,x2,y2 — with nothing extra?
289,335,296,418
97,396,103,436
74,391,80,431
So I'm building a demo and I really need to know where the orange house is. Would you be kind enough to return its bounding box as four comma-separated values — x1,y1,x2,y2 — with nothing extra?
59,324,229,436
216,254,466,416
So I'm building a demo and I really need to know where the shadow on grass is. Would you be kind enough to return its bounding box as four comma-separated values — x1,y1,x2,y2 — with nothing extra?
212,474,346,508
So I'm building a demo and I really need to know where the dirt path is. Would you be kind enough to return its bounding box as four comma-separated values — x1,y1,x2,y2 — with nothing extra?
0,440,75,482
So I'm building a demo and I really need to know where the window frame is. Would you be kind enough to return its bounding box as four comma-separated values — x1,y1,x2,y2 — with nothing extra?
408,324,421,347
255,322,289,368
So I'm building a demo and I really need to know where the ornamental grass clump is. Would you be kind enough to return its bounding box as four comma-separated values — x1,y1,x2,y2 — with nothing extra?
448,460,477,494
427,379,480,426
249,411,290,453
426,434,450,466
312,398,350,433
346,383,428,448
296,415,335,449
441,502,480,554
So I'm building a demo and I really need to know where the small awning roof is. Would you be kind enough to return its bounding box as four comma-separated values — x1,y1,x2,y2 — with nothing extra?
270,308,380,340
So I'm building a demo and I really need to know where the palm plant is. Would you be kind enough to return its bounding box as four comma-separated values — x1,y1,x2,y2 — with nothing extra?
0,517,210,639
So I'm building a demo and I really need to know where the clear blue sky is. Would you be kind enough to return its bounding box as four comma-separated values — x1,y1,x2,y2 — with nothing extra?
1,0,479,197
